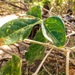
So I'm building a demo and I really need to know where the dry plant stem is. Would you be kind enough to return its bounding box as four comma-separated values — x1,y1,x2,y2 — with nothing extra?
33,48,53,75
43,65,51,75
24,39,75,52
69,59,75,65
62,18,75,27
49,7,53,16
64,39,69,47
66,51,70,75
24,39,67,52
17,42,29,48
66,32,75,38
24,39,75,65
1,0,27,10
68,47,75,52
70,46,75,50
0,46,16,55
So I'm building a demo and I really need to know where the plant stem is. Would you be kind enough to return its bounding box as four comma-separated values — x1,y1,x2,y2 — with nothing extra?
33,47,53,75
43,65,51,75
24,39,67,52
66,50,70,75
24,39,75,65
66,32,75,38
0,45,16,55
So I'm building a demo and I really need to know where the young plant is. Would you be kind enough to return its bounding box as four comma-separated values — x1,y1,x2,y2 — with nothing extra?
0,5,66,75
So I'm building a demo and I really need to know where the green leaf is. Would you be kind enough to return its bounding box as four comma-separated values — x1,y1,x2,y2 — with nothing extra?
19,6,42,19
0,18,39,45
41,16,66,47
26,5,42,19
18,13,37,18
0,55,22,75
25,30,46,64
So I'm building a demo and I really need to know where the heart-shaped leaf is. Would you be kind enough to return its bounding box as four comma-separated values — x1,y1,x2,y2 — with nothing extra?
25,30,46,64
41,16,66,47
0,18,39,45
0,55,22,75
18,6,42,19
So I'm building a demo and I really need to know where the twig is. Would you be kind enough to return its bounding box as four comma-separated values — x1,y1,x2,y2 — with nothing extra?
69,47,75,52
17,42,29,48
66,32,75,37
71,52,75,59
43,65,51,75
33,48,53,75
24,39,67,52
64,39,69,47
56,60,58,75
62,18,75,27
69,59,75,65
66,50,70,75
49,7,53,16
1,0,28,11
70,46,75,50
0,45,16,55
24,39,75,65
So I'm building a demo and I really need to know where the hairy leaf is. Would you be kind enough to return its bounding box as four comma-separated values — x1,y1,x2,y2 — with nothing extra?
0,55,22,75
41,16,66,47
0,18,39,45
25,30,46,64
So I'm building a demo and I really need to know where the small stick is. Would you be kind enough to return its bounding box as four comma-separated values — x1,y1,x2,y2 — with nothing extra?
1,0,28,10
66,50,70,75
24,39,75,65
33,47,53,75
24,39,67,52
70,46,75,50
0,46,16,55
66,32,75,38
17,42,29,48
64,39,69,47
43,65,51,75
